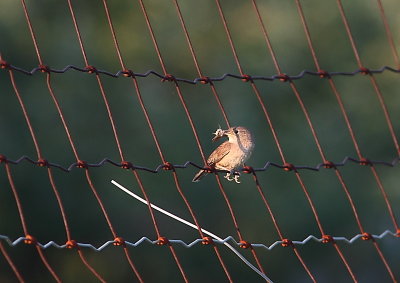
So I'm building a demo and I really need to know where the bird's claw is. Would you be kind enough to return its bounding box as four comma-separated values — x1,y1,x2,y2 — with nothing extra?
224,172,233,180
224,172,241,184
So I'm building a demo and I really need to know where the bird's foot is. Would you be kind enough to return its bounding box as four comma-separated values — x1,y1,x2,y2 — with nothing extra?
224,172,232,180
224,172,241,183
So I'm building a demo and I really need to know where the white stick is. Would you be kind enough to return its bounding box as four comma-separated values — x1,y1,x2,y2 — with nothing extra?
111,180,272,282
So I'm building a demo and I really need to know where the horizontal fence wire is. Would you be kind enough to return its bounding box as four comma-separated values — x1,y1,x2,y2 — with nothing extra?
1,62,399,84
1,230,398,251
0,155,399,173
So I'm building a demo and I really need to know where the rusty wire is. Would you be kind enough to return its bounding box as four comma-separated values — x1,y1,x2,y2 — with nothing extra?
376,0,399,69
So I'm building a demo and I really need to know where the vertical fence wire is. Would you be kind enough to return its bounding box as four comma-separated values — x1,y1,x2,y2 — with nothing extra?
0,164,26,283
0,241,24,282
376,0,400,69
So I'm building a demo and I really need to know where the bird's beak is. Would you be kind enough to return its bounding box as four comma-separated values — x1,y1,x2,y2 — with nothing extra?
212,129,227,142
212,135,221,142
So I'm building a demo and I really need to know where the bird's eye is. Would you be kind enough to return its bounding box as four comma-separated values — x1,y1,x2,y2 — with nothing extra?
234,129,238,134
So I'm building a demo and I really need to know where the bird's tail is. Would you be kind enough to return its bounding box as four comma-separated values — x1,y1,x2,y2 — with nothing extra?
192,170,208,182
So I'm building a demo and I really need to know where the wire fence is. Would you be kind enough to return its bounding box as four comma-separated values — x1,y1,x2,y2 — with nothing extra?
1,0,399,282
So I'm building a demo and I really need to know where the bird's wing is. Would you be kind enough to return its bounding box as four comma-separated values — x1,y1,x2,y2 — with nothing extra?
207,141,231,166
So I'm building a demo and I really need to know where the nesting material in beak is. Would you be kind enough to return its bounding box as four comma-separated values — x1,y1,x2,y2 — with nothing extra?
212,128,226,142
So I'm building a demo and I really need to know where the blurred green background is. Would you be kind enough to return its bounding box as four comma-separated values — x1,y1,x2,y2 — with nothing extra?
1,0,399,282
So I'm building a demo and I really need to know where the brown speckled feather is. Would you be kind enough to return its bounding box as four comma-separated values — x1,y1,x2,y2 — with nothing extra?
207,141,231,166
192,141,231,182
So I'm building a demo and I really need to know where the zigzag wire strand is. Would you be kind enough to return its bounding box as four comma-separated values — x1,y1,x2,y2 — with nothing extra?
1,230,397,251
1,155,398,173
0,62,399,84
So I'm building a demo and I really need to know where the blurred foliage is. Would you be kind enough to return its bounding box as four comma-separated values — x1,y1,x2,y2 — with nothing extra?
0,0,400,282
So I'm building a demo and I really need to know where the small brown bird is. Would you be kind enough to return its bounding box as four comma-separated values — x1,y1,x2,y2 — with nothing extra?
192,126,254,183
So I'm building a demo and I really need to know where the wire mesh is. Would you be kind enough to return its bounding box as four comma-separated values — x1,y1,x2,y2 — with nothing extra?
1,0,399,282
